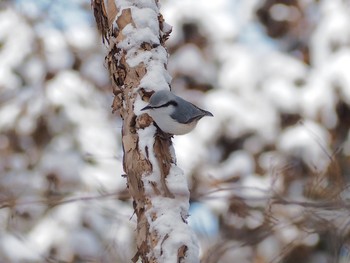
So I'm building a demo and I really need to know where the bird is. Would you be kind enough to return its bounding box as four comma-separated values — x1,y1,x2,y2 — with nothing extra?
141,90,213,135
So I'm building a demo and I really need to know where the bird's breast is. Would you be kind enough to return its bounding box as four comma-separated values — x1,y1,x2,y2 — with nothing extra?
149,110,197,135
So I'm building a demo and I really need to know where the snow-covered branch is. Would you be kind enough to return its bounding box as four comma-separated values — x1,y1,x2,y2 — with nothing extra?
92,0,199,262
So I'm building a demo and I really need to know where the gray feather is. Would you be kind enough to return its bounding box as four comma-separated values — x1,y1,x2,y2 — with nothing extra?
170,96,212,124
146,90,213,124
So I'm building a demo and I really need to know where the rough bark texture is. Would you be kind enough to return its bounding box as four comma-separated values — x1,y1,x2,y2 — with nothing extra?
91,1,198,262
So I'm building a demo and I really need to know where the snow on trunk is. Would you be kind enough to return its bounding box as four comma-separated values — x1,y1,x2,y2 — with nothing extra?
91,0,199,262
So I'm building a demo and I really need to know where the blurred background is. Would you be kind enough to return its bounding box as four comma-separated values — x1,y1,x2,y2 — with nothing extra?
1,0,350,262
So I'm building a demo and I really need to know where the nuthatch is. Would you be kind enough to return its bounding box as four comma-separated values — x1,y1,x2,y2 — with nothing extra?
141,90,213,135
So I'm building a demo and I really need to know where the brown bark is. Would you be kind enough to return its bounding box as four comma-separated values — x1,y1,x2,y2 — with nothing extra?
91,1,198,262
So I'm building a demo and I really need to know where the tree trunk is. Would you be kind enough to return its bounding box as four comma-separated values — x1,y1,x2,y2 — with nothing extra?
91,0,199,262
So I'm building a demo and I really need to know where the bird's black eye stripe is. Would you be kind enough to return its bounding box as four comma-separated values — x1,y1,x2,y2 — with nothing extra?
151,100,178,109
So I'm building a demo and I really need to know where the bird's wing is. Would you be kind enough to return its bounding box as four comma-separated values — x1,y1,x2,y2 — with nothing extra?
170,100,208,124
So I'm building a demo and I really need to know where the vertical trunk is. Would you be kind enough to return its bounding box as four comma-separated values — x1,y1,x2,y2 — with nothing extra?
91,0,199,262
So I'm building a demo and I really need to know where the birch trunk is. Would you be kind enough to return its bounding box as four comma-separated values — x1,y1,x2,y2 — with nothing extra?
91,0,199,262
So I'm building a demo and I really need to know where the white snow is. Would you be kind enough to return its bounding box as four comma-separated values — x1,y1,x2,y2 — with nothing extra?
277,121,331,171
146,195,199,263
1,0,350,262
1,234,41,262
38,26,74,71
168,44,216,85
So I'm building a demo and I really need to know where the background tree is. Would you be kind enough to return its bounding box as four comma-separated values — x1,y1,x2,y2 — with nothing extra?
1,0,350,262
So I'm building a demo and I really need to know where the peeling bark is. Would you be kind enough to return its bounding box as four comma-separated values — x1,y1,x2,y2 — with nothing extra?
91,1,199,262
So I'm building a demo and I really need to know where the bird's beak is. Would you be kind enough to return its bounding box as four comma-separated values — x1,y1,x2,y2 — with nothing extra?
141,105,151,111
